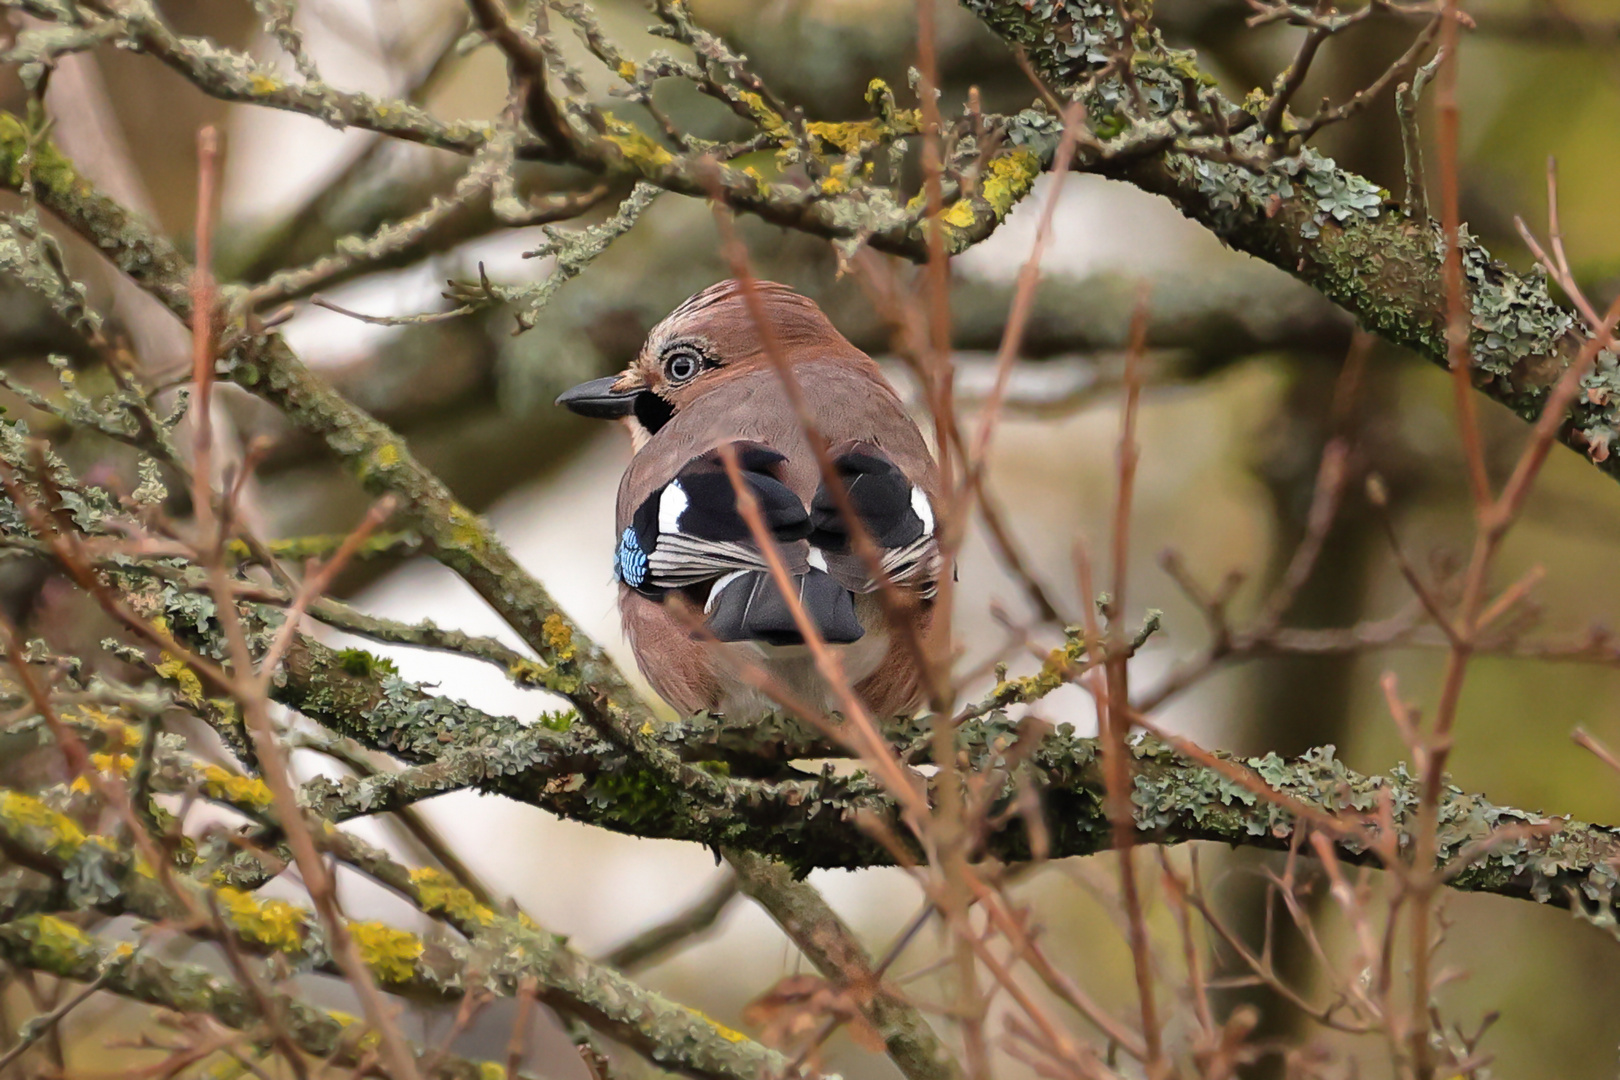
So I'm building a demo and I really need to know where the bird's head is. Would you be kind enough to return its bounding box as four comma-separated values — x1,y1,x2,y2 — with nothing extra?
556,279,866,447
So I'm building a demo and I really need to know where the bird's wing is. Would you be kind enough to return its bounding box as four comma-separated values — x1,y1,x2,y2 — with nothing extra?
808,443,941,598
616,441,870,647
615,444,809,592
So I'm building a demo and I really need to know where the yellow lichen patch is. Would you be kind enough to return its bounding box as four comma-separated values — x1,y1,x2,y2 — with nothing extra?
819,163,848,195
349,921,424,983
683,1006,749,1043
446,503,488,555
215,886,309,953
155,654,205,705
734,91,788,137
478,1064,507,1080
990,642,1081,709
505,658,549,688
804,119,877,154
601,113,674,171
365,442,401,477
409,866,495,927
90,752,136,777
541,614,575,661
325,1009,382,1052
938,150,1041,242
804,113,921,157
73,705,137,748
979,150,1040,217
201,764,275,812
616,60,638,81
0,790,87,857
1031,646,1072,692
209,698,240,727
248,73,283,95
941,199,978,230
23,914,94,964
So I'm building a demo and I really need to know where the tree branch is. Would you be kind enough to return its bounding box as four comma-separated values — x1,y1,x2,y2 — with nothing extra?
727,849,961,1080
961,0,1620,480
262,630,1620,923
0,788,792,1080
0,904,532,1080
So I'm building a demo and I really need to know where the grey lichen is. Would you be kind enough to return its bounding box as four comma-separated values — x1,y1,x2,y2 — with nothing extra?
256,633,1620,922
955,0,1619,483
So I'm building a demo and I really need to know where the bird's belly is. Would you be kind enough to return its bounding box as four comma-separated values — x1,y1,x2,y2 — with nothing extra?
715,631,890,719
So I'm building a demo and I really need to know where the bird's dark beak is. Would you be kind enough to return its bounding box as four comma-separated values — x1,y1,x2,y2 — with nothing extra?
556,376,637,419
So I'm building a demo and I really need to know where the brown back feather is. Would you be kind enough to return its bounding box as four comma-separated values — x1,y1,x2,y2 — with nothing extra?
617,360,937,530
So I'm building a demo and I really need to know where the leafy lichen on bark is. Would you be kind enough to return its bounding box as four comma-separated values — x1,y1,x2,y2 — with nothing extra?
957,0,1620,475
263,636,1620,921
1125,738,1620,912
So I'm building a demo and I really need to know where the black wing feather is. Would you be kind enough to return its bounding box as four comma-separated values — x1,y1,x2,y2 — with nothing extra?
807,446,939,594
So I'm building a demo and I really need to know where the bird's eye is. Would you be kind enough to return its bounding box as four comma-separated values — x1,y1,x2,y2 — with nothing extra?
662,345,704,384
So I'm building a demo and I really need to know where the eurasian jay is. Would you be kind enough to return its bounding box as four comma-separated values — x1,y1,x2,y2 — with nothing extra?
556,279,941,720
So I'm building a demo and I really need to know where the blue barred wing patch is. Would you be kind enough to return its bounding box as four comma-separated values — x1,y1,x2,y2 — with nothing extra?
615,526,649,587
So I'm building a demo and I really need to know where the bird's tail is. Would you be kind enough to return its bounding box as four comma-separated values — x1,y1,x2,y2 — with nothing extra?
703,568,863,646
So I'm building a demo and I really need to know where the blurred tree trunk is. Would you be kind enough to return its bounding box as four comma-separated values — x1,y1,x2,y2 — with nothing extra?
1210,354,1386,1075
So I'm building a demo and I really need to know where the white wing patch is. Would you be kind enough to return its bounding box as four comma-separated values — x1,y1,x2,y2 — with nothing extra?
910,486,934,536
637,480,771,587
658,481,689,535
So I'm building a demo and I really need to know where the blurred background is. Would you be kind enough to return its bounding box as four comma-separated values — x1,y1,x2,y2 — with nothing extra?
5,0,1620,1076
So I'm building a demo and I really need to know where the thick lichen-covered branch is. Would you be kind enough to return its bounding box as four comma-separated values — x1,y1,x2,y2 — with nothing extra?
263,636,1620,921
959,0,1620,477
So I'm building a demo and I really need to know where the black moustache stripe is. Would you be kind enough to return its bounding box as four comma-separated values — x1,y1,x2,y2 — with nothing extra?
634,390,675,435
